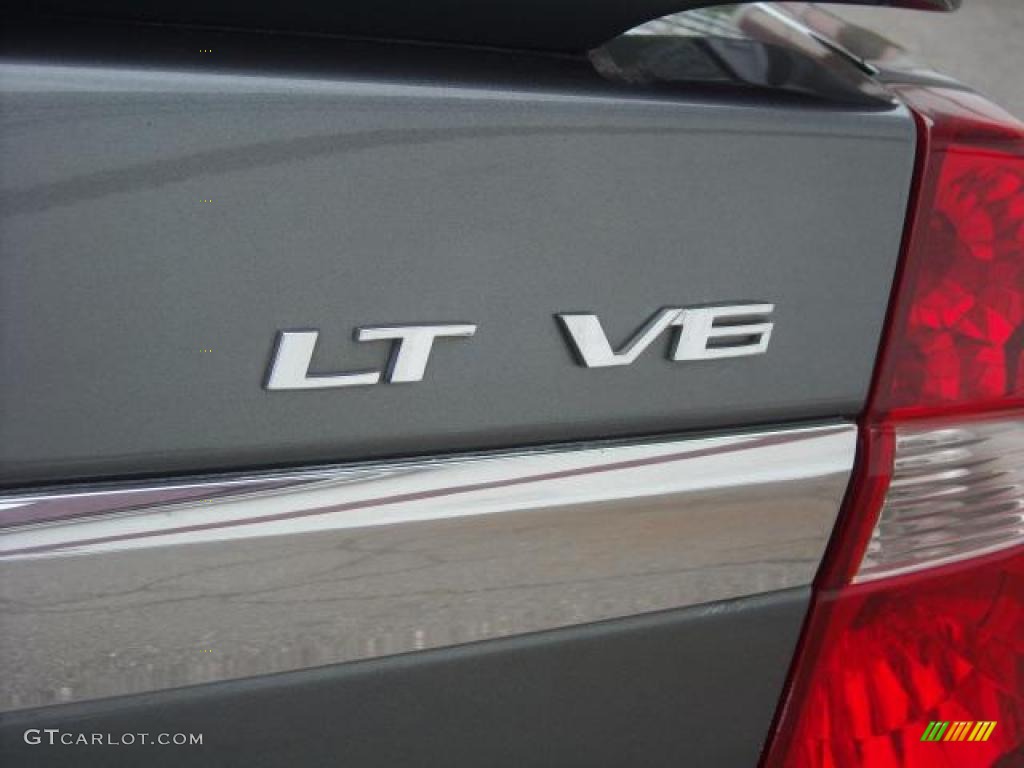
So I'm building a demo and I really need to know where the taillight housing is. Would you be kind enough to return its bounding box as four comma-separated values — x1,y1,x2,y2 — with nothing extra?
762,86,1024,767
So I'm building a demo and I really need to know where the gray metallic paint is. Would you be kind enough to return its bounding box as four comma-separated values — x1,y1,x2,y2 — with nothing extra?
0,39,914,485
0,588,814,768
0,15,914,762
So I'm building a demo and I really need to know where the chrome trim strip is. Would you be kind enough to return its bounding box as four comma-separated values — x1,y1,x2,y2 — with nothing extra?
0,423,855,711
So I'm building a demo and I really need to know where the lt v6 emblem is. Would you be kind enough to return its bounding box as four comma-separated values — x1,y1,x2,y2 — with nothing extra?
557,303,774,368
263,304,773,390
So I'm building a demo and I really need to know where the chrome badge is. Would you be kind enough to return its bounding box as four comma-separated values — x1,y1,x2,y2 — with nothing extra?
266,326,477,389
264,304,773,389
557,304,774,368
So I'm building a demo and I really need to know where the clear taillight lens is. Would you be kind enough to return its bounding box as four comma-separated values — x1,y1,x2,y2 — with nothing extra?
859,416,1024,582
761,86,1024,767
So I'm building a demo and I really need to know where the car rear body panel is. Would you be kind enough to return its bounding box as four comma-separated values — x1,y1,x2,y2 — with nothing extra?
0,5,945,766
0,18,914,486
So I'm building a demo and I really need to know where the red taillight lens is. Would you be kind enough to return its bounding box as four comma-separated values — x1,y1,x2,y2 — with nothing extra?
772,549,1024,768
761,87,1024,767
876,89,1024,420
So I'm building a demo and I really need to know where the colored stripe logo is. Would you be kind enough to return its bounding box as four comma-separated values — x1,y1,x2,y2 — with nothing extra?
921,721,997,742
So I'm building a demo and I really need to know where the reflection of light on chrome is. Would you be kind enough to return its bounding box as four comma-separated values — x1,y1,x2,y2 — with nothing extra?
0,502,30,511
0,425,854,560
